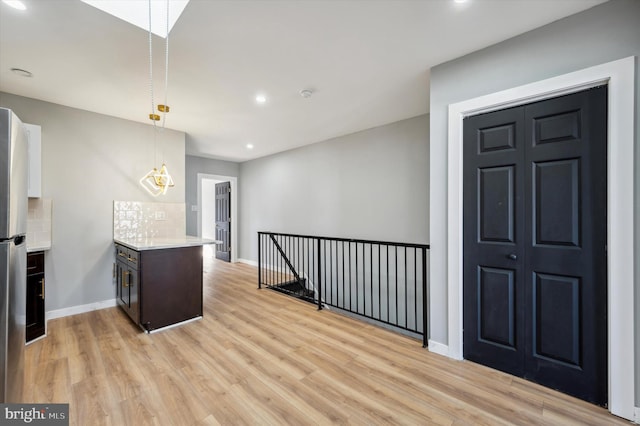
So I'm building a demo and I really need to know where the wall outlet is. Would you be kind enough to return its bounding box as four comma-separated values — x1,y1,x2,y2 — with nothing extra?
191,205,198,212
155,211,166,221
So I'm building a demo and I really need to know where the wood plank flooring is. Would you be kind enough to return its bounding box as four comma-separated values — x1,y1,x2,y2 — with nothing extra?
23,253,631,425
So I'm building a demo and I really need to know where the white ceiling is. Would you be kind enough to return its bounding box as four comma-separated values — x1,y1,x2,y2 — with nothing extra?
0,0,607,162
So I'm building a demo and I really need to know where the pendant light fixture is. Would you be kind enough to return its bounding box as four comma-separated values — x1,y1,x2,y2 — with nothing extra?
140,0,175,196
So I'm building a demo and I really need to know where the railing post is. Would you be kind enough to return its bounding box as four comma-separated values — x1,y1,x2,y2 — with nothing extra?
422,247,428,348
258,232,262,289
317,238,322,311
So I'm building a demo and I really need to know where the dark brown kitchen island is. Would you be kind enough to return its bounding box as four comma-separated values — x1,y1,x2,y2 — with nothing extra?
114,237,219,333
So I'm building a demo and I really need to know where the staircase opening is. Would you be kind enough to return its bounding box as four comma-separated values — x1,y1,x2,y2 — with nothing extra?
258,232,430,346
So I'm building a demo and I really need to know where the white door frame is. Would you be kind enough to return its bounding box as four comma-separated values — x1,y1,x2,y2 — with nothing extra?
445,56,635,420
197,173,238,263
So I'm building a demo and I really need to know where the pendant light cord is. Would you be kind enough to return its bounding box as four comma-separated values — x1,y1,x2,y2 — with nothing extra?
148,0,155,126
142,0,173,195
148,0,171,164
162,0,169,130
148,0,157,167
148,0,170,130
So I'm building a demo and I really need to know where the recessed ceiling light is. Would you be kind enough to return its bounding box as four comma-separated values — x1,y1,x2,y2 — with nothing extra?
454,0,468,3
255,94,267,104
246,144,254,150
2,0,27,10
11,68,32,77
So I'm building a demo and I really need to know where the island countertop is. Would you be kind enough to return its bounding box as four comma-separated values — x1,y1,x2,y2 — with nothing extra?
114,236,221,251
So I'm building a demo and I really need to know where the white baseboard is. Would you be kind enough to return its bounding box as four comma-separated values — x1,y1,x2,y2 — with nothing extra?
634,406,640,424
46,298,117,321
428,339,449,357
238,258,258,267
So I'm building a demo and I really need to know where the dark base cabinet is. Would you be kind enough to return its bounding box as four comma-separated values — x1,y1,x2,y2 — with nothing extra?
115,245,139,325
26,251,45,343
115,244,203,332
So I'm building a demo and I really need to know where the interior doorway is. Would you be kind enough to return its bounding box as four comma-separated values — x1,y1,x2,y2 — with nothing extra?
197,173,238,263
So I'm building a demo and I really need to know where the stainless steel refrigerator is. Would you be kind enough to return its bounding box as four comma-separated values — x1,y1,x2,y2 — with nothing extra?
0,108,27,403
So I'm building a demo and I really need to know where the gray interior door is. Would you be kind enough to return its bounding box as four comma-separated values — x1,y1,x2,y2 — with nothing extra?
215,181,231,262
463,86,607,405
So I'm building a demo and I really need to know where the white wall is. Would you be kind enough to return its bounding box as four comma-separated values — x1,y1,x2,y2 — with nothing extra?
0,92,185,311
428,0,639,408
238,114,429,262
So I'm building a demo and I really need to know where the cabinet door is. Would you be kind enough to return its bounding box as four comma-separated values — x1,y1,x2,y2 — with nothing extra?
24,123,42,198
117,259,130,308
127,268,140,325
115,246,127,306
26,272,45,342
115,261,121,301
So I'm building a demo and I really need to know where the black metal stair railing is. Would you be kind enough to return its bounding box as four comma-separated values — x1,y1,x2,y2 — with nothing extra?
258,232,430,347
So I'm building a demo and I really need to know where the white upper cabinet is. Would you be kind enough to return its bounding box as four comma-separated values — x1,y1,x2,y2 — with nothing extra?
24,123,42,198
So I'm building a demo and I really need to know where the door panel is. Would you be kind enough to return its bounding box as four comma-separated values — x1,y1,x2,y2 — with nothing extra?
478,267,516,349
533,159,580,247
533,273,581,366
464,86,607,405
479,166,515,243
479,123,516,152
533,110,581,145
215,181,231,262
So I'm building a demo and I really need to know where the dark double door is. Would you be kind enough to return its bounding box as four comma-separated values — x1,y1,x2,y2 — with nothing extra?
215,181,231,262
463,87,607,405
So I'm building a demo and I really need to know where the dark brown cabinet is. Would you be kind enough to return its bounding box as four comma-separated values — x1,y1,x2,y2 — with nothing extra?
115,245,140,325
114,244,203,332
26,251,45,343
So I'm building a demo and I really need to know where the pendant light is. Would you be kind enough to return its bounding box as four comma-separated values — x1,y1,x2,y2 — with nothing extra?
140,0,174,196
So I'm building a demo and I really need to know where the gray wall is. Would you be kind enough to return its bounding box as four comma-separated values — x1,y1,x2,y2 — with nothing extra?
239,114,429,261
185,155,239,236
428,0,639,404
0,93,185,312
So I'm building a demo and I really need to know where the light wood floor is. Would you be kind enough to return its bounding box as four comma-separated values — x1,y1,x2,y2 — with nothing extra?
24,255,630,425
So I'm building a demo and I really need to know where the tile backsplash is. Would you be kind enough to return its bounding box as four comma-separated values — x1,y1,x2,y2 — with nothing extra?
27,198,53,250
113,201,186,240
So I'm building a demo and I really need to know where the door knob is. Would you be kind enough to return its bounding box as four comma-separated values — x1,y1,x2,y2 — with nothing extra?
507,253,517,261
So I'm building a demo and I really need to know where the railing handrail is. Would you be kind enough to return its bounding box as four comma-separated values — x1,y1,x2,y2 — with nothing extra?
258,231,430,250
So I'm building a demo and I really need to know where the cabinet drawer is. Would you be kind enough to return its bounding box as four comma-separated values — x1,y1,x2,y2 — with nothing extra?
115,244,140,269
27,251,45,275
127,249,140,268
116,245,129,261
